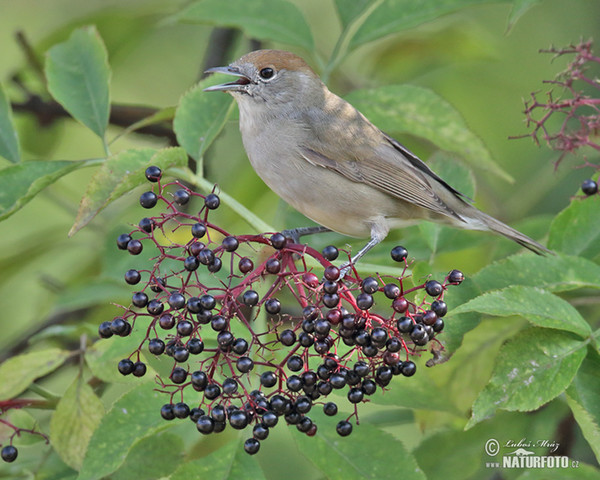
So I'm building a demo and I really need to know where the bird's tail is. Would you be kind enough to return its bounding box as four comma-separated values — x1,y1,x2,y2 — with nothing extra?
463,208,552,256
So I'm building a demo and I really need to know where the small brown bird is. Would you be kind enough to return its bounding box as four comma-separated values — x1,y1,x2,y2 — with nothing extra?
205,49,550,261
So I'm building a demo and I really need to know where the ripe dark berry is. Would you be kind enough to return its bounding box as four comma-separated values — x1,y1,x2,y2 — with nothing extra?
198,294,216,310
286,376,302,392
208,257,222,273
204,383,221,400
323,281,338,294
222,236,239,251
401,361,417,377
322,245,339,261
184,256,199,271
279,329,296,346
232,338,249,354
191,223,207,238
370,327,388,346
302,272,320,288
324,265,340,281
362,379,377,395
229,411,249,429
98,321,113,338
127,239,143,255
238,257,254,273
244,438,260,455
211,315,227,331
253,424,269,440
323,401,338,416
158,313,175,329
260,371,277,388
160,403,175,420
265,298,281,314
150,277,166,293
138,217,154,233
298,332,314,347
173,402,190,419
410,324,427,341
262,411,278,427
170,367,187,384
265,258,281,274
118,358,134,375
236,356,254,373
433,318,445,332
173,189,190,205
132,361,147,377
392,297,409,314
431,300,448,317
132,292,148,308
196,415,215,434
124,269,141,285
204,193,220,209
361,277,379,294
217,331,234,348
116,233,131,250
110,317,129,336
197,249,215,265
187,338,204,354
139,191,158,208
330,373,346,389
147,299,164,315
354,361,370,377
425,280,443,297
148,338,165,355
391,245,408,262
448,269,464,285
296,416,313,433
173,346,189,362
145,165,162,182
356,293,374,310
189,408,205,422
270,233,287,249
211,405,226,422
1,445,18,463
384,283,401,299
242,290,259,306
287,355,304,372
295,396,312,414
397,316,413,333
336,420,353,437
348,387,364,404
168,293,186,310
386,337,402,353
582,179,598,195
191,371,208,390
423,310,438,326
323,293,340,308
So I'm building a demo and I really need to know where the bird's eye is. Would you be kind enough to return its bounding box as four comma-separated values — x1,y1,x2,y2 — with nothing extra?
259,68,274,79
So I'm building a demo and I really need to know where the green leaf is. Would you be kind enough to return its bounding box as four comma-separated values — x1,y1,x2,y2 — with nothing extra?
45,26,111,139
294,414,426,480
69,147,187,235
174,77,235,161
345,85,512,182
0,160,82,221
111,432,184,480
467,328,587,428
50,376,104,470
77,382,169,480
170,437,266,480
348,0,495,50
0,83,20,163
566,349,600,463
176,0,314,51
0,348,70,401
334,0,374,29
516,463,600,480
452,285,591,338
473,252,600,293
507,0,541,31
548,196,600,259
110,106,175,144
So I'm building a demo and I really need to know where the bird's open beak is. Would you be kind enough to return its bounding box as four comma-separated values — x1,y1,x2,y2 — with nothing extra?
203,66,253,92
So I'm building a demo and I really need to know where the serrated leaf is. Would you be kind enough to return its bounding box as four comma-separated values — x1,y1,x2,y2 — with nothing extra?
174,78,235,161
467,328,586,428
45,26,110,139
472,252,600,293
548,196,600,259
566,349,600,463
0,83,20,163
111,432,184,480
0,348,70,401
452,286,591,338
50,376,104,470
69,147,187,235
171,437,266,480
345,85,512,182
348,0,495,50
176,0,314,50
294,414,426,480
77,382,170,480
0,160,82,221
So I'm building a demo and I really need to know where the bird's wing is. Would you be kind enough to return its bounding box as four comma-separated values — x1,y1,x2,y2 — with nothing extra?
300,133,467,221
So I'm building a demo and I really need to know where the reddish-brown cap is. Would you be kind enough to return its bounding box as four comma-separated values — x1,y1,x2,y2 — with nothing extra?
235,49,318,78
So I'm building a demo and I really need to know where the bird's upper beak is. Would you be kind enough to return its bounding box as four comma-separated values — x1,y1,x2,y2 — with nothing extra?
203,66,253,92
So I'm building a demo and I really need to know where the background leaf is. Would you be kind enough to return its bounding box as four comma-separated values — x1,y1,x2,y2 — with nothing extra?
467,328,587,428
345,85,512,181
0,348,70,401
334,0,374,29
176,0,314,51
0,160,82,221
69,147,187,235
174,78,235,161
452,285,591,337
50,376,104,470
0,83,20,163
548,196,600,259
45,26,111,139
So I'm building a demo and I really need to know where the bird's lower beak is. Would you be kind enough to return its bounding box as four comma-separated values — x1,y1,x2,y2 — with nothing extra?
203,66,253,92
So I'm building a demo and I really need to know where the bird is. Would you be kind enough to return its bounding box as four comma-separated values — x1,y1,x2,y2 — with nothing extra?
204,49,550,263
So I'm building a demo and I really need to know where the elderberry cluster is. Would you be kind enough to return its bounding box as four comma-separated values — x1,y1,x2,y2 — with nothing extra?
99,166,464,455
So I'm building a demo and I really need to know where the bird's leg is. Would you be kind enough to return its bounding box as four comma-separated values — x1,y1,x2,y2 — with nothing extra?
339,223,388,278
281,226,331,244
